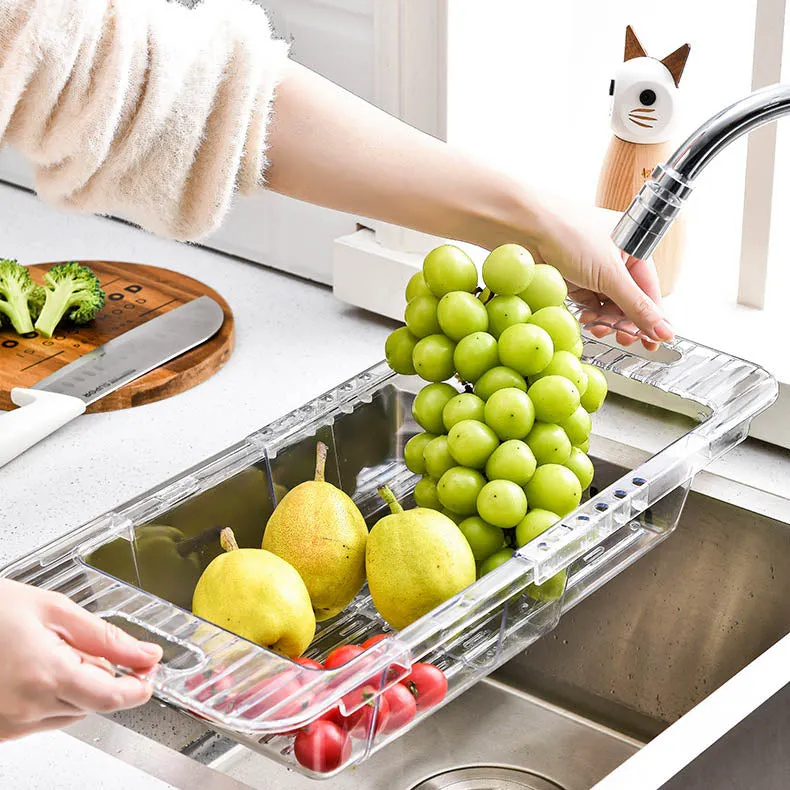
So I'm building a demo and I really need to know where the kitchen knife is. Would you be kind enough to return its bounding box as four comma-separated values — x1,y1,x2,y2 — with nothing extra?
0,296,224,468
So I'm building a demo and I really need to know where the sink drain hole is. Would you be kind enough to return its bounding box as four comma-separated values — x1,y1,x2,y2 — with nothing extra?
409,764,568,790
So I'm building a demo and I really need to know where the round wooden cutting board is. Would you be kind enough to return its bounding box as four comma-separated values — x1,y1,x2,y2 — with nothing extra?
0,261,234,413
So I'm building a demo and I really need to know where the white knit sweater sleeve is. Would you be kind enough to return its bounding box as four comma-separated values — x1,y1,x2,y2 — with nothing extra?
0,0,289,241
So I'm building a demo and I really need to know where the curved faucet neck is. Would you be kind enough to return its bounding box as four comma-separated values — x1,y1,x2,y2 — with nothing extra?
612,83,790,260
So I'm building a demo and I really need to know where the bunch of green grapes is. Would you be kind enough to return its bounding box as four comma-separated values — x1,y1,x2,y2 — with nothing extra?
385,243,608,594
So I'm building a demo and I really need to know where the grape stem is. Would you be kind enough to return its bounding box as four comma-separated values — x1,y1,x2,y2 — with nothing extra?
377,485,404,514
314,441,328,482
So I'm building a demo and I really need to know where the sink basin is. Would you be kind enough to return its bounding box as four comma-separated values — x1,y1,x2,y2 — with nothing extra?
70,456,789,790
494,462,790,741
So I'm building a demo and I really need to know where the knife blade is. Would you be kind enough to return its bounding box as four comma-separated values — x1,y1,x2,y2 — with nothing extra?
32,295,225,404
0,296,225,468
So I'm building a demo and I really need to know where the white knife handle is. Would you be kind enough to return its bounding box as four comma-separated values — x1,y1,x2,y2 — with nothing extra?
0,388,86,468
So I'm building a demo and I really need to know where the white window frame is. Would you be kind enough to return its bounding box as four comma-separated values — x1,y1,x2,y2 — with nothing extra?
738,0,786,308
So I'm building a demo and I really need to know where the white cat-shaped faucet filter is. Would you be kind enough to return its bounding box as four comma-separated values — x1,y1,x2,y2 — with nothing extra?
596,26,691,295
609,25,689,144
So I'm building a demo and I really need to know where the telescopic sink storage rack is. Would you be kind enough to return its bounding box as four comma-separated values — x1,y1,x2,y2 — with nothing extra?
0,306,778,780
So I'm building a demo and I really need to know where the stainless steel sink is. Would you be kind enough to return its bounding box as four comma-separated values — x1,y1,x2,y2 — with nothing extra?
495,470,790,742
69,456,790,789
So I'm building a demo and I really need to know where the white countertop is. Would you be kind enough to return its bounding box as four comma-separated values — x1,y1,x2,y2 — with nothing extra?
0,184,392,789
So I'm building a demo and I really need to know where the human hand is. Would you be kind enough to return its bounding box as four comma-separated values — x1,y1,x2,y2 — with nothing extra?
529,195,673,349
0,579,163,741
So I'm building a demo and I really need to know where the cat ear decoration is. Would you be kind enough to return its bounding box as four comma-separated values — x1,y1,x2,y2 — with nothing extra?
624,25,647,61
661,43,691,87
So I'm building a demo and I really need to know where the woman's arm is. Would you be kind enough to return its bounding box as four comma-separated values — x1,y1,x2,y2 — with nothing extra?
266,61,672,342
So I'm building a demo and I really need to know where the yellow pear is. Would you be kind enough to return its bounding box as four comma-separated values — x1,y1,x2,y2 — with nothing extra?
366,486,476,630
192,528,315,657
262,442,368,621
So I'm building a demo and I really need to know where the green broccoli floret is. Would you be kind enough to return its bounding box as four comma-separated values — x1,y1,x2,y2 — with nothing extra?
0,258,46,335
34,262,106,338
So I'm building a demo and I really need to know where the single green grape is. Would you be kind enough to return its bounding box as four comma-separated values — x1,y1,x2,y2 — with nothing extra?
565,447,595,490
527,375,580,423
454,331,499,383
529,306,581,352
385,327,418,375
524,464,582,516
484,387,536,440
441,508,466,525
560,406,592,446
443,392,486,431
404,432,437,475
437,466,487,516
479,547,515,577
485,440,537,486
531,350,587,395
423,435,456,479
476,480,528,528
569,337,585,359
482,244,535,295
474,366,527,400
437,291,489,341
525,422,572,465
478,287,492,303
412,382,458,433
405,271,432,302
517,263,567,310
577,438,590,453
459,516,505,563
498,323,554,377
580,364,608,413
486,295,531,339
515,509,561,548
527,569,567,601
423,245,478,297
413,334,456,382
447,419,499,468
413,476,442,510
404,294,441,338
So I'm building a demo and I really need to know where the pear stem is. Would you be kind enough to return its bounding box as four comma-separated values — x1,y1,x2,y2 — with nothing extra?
220,528,240,553
377,485,404,514
315,441,328,482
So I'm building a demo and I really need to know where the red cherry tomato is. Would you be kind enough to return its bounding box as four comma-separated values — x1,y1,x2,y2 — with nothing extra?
340,684,390,738
323,645,364,669
318,705,344,727
360,634,388,650
381,682,417,732
400,663,448,710
294,657,324,670
233,673,307,736
184,666,236,712
293,720,352,773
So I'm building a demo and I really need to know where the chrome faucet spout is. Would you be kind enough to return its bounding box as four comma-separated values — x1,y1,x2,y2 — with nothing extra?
611,83,790,260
